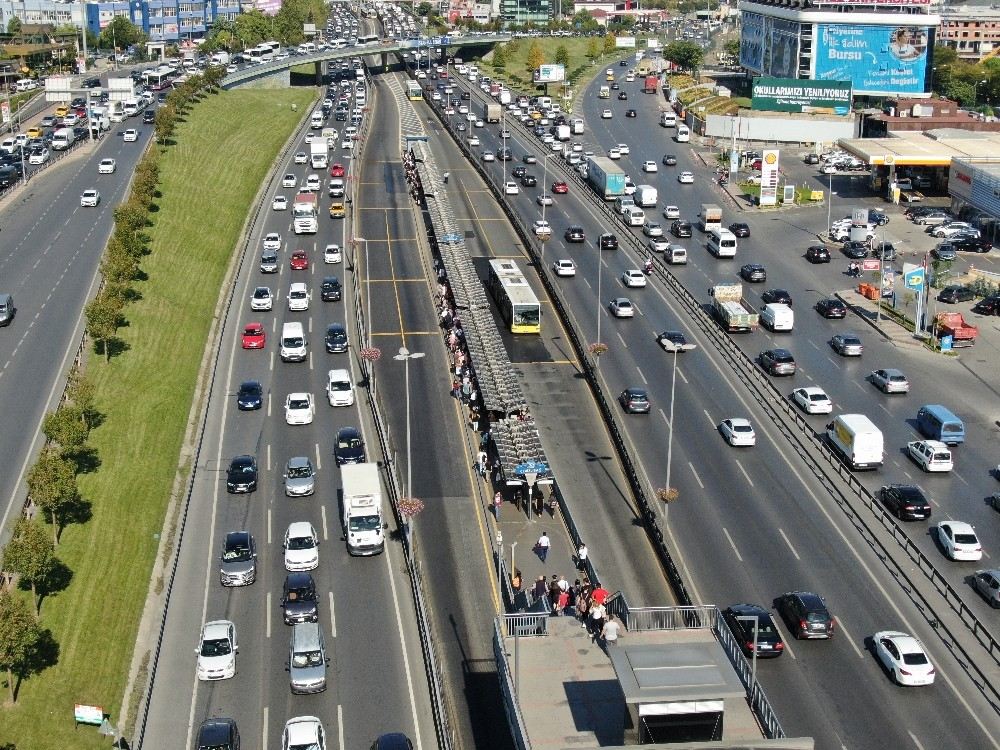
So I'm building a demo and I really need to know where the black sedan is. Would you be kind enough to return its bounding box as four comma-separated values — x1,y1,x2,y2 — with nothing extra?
775,592,835,639
761,288,792,306
334,426,366,465
815,298,847,319
325,323,348,353
721,604,785,658
618,387,651,414
599,233,619,250
880,483,931,521
842,241,869,259
973,295,1000,315
728,222,750,238
671,220,693,238
739,263,766,283
625,109,637,118
511,165,527,178
521,174,537,187
662,154,677,166
564,225,586,243
806,245,831,263
938,285,975,304
226,454,258,494
236,380,263,411
950,236,992,253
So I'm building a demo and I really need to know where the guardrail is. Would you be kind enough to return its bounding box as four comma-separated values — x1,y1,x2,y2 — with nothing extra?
134,103,313,749
469,86,1000,702
493,620,533,750
350,70,456,750
424,90,694,609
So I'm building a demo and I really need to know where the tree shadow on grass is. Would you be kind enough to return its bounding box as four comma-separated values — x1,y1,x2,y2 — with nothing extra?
94,337,131,360
36,560,73,611
9,628,60,702
69,445,101,475
62,495,93,527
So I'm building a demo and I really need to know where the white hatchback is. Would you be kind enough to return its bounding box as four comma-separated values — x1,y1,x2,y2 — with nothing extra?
98,158,117,174
324,244,342,264
283,521,319,571
552,259,576,277
272,195,288,211
642,160,658,173
284,393,315,425
196,620,237,681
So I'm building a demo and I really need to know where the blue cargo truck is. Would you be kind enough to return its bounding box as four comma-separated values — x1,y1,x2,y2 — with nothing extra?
586,156,626,200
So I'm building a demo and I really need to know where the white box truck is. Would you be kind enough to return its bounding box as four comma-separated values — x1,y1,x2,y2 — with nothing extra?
556,124,571,141
826,414,884,470
50,127,76,151
310,141,328,169
341,463,386,556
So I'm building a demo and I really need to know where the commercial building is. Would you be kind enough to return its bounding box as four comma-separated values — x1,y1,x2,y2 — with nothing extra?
498,0,550,26
84,0,241,43
937,3,1000,62
862,97,1000,137
739,0,940,98
0,0,84,30
948,157,1000,244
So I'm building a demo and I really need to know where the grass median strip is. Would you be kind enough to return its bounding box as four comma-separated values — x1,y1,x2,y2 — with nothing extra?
0,87,313,748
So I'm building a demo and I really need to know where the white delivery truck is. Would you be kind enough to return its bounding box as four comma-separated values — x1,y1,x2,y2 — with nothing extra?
571,118,585,135
759,303,794,331
50,127,76,151
826,414,884,470
556,124,570,141
635,184,658,208
341,463,386,556
310,140,328,169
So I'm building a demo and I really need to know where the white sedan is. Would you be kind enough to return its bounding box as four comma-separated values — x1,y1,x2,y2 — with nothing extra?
677,171,695,184
294,151,308,164
719,418,756,446
263,233,282,251
282,174,297,188
272,195,288,211
80,189,100,207
552,259,576,277
98,158,117,174
474,119,485,128
536,194,554,206
647,238,670,253
284,393,316,426
28,148,49,165
609,297,634,318
621,270,647,288
791,387,833,415
937,521,982,561
468,135,480,146
601,109,613,119
122,129,138,142
282,717,326,750
481,150,495,162
663,205,681,219
642,221,663,237
873,631,936,686
283,521,319,571
323,244,342,264
642,160,658,173
503,181,520,195
533,219,552,237
616,143,630,155
607,147,621,160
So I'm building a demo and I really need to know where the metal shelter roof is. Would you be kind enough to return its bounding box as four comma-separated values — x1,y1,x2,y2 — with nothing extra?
838,130,1000,167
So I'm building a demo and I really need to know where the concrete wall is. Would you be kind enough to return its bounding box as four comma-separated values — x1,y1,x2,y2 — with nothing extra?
704,114,855,144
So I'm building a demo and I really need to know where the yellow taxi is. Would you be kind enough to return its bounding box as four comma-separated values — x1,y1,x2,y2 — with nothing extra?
54,105,70,118
25,126,43,139
329,201,346,219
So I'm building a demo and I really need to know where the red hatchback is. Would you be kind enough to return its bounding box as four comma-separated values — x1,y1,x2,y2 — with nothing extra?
552,181,569,194
290,250,309,270
241,322,266,349
329,163,345,178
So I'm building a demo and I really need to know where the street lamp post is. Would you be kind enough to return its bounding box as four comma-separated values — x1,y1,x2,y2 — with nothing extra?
541,154,553,260
393,347,425,508
596,239,603,346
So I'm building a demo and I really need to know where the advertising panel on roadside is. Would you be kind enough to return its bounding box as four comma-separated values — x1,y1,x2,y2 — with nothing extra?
752,77,852,114
759,149,780,206
764,19,800,79
615,36,637,48
815,24,932,96
535,64,565,83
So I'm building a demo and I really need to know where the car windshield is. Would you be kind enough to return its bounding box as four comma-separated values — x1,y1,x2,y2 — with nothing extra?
289,398,310,410
287,740,321,750
287,464,312,479
232,462,253,474
889,374,906,383
291,290,306,298
200,637,231,657
223,544,251,562
338,435,362,449
292,649,324,668
332,381,350,391
805,612,828,622
746,619,776,635
286,585,315,602
349,513,382,532
942,423,962,434
287,535,315,550
254,289,269,298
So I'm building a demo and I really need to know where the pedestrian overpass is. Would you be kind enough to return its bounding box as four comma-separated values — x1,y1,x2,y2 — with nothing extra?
221,34,512,89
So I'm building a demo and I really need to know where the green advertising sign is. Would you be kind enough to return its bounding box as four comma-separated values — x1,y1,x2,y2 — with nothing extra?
751,77,853,115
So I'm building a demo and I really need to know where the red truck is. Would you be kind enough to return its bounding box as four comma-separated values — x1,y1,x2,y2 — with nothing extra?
643,75,659,94
935,312,978,347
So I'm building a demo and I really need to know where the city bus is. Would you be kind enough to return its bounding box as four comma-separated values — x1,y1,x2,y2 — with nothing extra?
356,34,379,47
406,80,422,100
487,259,541,334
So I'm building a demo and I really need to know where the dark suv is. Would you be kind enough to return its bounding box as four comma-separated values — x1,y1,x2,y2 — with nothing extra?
196,718,240,750
938,285,975,304
564,225,585,243
722,604,785,658
973,295,1000,316
282,572,319,624
880,483,932,521
321,276,342,302
325,322,348,353
775,591,835,639
599,233,618,250
671,220,693,238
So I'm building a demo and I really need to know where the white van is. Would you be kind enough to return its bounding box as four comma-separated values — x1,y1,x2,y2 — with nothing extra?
623,206,646,227
280,322,308,362
666,246,688,265
310,111,324,129
707,228,738,258
675,124,690,142
760,303,794,331
659,110,677,128
123,99,140,117
326,368,354,406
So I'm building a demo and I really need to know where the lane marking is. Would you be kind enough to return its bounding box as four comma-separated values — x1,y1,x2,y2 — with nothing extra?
688,462,704,489
778,528,801,561
835,616,865,659
321,504,329,541
635,366,648,384
329,591,337,638
266,591,272,639
722,527,743,561
735,460,754,487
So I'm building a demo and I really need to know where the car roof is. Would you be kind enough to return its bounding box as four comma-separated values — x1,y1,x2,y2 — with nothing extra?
338,425,361,438
285,716,322,744
798,386,827,397
876,631,923,652
728,417,752,427
940,520,975,534
727,603,769,617
232,454,254,465
198,718,236,744
287,521,314,536
239,380,261,389
786,591,826,609
289,281,308,291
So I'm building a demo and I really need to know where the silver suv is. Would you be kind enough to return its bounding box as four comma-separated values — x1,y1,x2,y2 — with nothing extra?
284,456,316,497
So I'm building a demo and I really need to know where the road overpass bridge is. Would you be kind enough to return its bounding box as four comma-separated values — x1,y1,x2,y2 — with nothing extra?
221,34,512,89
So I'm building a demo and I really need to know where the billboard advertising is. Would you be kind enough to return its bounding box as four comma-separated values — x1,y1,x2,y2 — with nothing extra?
616,36,636,48
759,150,780,206
764,19,800,80
535,64,565,83
254,0,282,16
752,77,852,115
815,24,931,96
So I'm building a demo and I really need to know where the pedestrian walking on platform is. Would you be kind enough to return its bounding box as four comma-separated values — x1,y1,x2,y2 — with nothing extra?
599,618,621,652
477,449,488,477
576,543,588,573
589,601,607,640
535,532,550,563
531,575,547,600
493,491,503,517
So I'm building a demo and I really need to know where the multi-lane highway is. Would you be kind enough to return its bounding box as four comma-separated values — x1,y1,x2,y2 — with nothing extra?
426,66,1000,747
0,119,155,537
140,74,434,750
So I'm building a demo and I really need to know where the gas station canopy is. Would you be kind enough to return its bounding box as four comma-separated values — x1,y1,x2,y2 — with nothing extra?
838,130,1000,167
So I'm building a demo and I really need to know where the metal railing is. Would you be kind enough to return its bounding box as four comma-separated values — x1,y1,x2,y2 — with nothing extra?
623,605,716,632
500,612,550,638
493,620,533,750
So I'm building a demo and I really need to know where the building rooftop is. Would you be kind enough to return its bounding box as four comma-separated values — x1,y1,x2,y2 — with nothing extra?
840,129,1000,165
